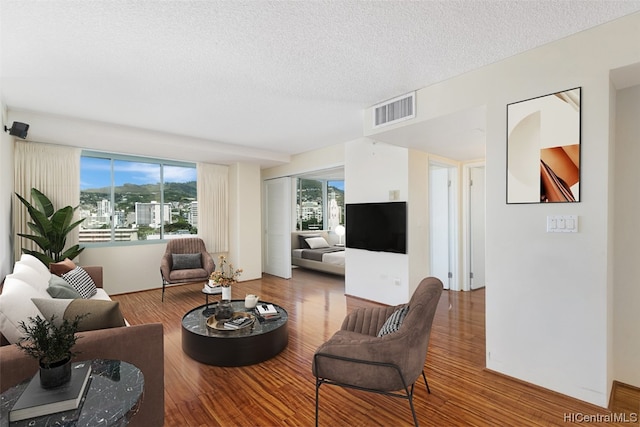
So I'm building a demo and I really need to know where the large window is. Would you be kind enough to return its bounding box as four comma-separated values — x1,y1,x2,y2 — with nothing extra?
296,178,344,231
79,152,197,243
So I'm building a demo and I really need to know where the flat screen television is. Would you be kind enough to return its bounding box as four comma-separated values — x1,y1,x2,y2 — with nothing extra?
345,202,407,254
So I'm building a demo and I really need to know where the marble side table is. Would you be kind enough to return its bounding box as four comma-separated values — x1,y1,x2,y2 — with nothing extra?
0,359,144,427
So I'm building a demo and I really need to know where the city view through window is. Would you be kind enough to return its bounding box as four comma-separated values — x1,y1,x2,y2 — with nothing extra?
296,178,344,231
79,156,197,243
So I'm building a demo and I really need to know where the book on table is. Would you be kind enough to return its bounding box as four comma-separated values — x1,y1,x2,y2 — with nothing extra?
257,304,278,316
223,317,253,330
9,361,92,422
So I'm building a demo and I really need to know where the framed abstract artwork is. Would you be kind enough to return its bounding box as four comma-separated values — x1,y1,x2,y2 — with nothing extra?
507,87,581,204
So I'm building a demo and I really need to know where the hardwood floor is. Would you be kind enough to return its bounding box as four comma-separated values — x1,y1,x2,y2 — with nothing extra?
112,269,638,426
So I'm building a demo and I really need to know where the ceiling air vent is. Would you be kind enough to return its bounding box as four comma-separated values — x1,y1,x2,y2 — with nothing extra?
373,92,416,128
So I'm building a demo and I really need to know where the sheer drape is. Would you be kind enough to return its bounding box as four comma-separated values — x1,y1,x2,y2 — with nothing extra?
197,163,228,252
13,141,81,261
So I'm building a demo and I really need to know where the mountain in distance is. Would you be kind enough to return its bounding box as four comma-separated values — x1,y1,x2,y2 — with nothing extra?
81,181,197,206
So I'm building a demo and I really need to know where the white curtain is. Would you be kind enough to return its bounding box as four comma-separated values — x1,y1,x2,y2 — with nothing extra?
13,141,81,261
197,163,229,253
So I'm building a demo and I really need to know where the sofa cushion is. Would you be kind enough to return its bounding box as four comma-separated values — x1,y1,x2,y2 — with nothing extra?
61,266,97,299
377,305,409,337
31,298,126,332
172,253,202,270
47,276,83,299
8,262,50,294
49,258,77,276
17,254,52,283
0,278,50,344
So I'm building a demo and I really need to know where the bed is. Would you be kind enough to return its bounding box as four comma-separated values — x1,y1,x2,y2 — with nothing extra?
291,231,345,276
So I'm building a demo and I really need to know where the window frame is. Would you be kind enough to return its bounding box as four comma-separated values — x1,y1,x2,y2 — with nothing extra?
295,177,344,232
79,151,197,246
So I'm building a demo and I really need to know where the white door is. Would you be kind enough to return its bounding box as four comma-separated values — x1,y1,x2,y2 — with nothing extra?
429,163,458,290
469,166,486,289
263,177,292,279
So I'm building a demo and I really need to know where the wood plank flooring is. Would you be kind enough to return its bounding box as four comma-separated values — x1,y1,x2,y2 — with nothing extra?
111,269,639,426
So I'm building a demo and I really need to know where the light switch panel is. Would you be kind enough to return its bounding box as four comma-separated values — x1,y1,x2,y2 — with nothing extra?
547,215,578,233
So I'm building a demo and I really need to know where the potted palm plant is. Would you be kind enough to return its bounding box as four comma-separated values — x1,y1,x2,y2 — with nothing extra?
15,188,85,266
16,314,85,389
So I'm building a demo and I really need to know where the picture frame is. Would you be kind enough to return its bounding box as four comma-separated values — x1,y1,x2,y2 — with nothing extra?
506,87,581,204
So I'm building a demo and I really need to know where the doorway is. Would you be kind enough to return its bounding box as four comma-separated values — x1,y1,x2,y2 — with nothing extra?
429,162,458,290
465,163,486,290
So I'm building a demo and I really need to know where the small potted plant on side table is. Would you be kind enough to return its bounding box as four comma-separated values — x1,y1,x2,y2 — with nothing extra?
16,314,86,389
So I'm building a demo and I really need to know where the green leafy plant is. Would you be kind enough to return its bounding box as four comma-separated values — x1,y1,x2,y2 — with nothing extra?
15,188,85,266
16,314,85,368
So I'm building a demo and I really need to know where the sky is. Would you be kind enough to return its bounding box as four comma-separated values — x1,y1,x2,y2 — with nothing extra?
80,157,197,190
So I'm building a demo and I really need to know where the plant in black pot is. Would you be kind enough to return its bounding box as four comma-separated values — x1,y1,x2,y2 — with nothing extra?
16,314,86,389
15,188,85,266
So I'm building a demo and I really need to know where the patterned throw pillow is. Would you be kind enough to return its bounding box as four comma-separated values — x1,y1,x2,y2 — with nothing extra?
377,305,409,337
61,266,97,299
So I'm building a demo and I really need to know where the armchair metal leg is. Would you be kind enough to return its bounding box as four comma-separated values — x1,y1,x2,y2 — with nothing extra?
315,378,321,427
422,370,430,394
160,268,166,302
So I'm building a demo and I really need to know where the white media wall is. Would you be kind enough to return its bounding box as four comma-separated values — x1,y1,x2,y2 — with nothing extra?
345,138,411,306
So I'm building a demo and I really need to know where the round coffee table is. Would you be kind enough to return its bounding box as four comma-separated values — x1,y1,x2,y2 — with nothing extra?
181,300,288,366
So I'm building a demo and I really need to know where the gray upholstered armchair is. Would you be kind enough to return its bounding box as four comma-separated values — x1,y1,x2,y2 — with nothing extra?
160,237,215,301
312,277,443,426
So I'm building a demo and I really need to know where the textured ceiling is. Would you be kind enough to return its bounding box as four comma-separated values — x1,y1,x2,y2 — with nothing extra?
1,1,640,165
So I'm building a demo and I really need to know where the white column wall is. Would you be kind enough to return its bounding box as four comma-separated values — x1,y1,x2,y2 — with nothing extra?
345,138,410,305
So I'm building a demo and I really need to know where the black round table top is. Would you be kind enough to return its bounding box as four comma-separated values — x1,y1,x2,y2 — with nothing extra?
181,300,288,366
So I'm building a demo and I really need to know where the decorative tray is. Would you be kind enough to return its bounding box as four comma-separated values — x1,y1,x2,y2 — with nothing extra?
206,312,255,331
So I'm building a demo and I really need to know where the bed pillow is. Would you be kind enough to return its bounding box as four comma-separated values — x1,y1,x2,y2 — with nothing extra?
172,253,202,270
298,234,320,249
32,298,126,332
305,236,330,249
377,305,409,337
61,266,98,298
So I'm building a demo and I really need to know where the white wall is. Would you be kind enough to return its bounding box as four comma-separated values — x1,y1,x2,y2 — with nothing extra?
345,138,410,305
80,243,166,295
261,142,345,180
0,101,14,281
363,11,640,407
229,162,262,281
613,84,640,387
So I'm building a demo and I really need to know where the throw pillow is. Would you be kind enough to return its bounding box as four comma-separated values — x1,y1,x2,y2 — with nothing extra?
49,258,77,276
172,253,202,270
0,278,49,344
47,275,83,299
31,298,126,332
298,234,320,249
305,236,330,249
61,266,97,299
377,305,409,337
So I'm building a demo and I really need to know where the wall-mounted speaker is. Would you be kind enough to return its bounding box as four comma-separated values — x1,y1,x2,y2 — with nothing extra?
4,122,29,139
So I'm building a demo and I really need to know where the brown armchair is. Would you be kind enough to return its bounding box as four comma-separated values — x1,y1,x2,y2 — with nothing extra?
160,237,215,301
312,277,443,426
